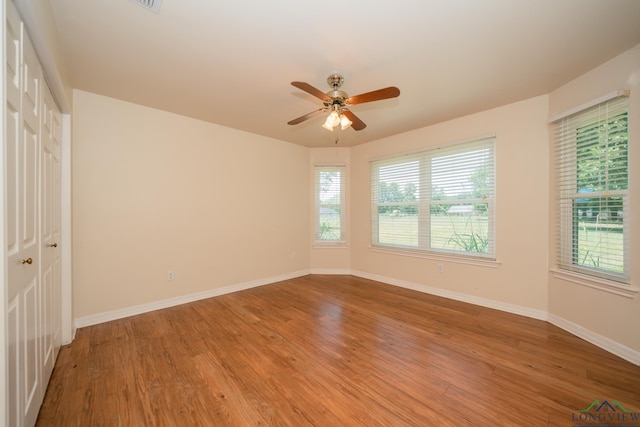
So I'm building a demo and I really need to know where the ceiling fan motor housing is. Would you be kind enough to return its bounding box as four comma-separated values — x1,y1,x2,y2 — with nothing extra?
325,75,348,106
325,90,348,105
327,74,344,89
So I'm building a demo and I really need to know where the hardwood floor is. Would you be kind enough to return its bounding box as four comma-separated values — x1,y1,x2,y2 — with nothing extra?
37,275,640,426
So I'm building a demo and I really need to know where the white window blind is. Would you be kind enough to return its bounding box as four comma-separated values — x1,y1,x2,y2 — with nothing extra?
315,165,345,243
371,137,495,258
554,95,629,283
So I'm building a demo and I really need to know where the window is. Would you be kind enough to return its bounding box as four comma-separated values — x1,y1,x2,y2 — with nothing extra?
315,165,345,243
371,137,495,259
554,96,629,283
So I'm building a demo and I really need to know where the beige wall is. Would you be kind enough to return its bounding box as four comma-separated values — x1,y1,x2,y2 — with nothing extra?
73,90,553,320
351,95,550,313
548,44,640,353
72,90,310,319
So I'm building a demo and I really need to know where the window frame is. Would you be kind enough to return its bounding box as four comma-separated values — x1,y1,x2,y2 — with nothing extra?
314,165,346,245
554,95,630,284
370,137,496,260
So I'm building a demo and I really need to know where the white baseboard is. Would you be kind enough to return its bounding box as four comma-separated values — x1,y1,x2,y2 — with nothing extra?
351,270,548,321
548,314,640,366
73,270,310,329
309,268,352,275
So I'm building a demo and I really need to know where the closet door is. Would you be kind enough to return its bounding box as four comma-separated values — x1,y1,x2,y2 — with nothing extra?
6,4,24,426
40,82,62,386
5,1,44,425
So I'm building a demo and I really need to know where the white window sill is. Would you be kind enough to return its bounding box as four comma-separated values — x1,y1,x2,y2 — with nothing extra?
551,268,638,299
369,246,501,268
313,242,349,249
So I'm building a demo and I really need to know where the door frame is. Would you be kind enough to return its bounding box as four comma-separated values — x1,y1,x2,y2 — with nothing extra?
1,2,9,424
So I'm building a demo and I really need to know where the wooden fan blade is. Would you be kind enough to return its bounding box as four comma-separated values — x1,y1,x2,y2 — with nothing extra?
287,108,327,125
342,109,366,131
346,86,400,105
291,81,332,102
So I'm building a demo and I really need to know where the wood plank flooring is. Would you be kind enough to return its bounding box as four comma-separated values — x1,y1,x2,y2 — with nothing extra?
37,275,640,426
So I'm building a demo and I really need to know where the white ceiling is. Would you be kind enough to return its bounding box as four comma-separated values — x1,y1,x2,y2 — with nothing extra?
48,0,640,148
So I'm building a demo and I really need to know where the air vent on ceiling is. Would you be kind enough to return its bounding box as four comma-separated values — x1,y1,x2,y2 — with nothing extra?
130,0,163,14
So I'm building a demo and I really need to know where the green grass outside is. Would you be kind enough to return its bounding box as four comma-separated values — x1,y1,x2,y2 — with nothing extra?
576,222,624,273
376,215,625,273
377,215,488,252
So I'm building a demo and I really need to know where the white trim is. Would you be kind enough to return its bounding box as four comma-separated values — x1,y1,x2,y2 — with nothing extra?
548,89,630,123
60,113,73,343
309,269,352,275
551,268,638,299
0,3,8,425
312,242,349,249
548,314,640,366
350,270,547,320
369,246,501,268
73,270,310,329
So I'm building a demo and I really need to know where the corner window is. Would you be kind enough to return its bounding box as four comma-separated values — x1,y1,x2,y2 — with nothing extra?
315,165,345,244
370,137,495,259
554,96,629,283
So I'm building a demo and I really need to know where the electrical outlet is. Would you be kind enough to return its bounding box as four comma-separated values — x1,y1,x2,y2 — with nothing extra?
167,271,175,281
437,264,444,273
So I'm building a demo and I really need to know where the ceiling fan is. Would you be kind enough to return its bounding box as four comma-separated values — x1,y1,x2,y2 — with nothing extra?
287,74,400,131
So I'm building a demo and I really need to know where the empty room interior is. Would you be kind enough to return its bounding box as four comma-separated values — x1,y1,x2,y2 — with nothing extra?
3,0,640,425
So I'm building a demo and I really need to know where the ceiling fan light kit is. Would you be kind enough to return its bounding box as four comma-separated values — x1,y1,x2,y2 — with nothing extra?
288,74,400,133
340,114,353,130
322,104,353,131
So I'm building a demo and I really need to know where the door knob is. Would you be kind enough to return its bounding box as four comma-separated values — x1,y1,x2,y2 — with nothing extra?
48,243,58,248
21,258,33,265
